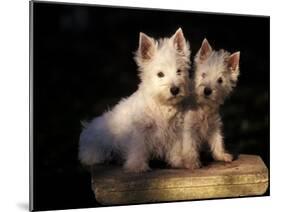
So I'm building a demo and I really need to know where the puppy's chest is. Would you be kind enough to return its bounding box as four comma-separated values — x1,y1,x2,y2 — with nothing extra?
146,110,184,142
191,111,217,139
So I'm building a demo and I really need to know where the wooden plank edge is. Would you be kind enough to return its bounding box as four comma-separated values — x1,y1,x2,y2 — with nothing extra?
94,181,268,205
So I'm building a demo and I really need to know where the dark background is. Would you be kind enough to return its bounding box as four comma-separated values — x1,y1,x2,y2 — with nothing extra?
32,1,269,211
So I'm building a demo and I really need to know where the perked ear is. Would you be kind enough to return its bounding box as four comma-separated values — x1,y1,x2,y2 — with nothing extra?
171,28,188,55
198,38,212,61
138,32,155,61
228,51,240,72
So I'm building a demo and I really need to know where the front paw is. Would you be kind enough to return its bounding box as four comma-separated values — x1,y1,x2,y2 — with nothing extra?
124,162,151,173
183,160,202,170
222,153,233,162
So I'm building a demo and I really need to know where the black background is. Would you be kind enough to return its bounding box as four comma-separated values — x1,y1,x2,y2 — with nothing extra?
32,1,269,211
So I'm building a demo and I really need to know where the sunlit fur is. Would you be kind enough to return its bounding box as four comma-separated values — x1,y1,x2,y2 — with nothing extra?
181,39,240,169
78,28,191,172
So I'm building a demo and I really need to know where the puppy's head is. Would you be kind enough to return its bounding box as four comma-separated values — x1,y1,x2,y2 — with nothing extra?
193,39,240,106
134,28,191,105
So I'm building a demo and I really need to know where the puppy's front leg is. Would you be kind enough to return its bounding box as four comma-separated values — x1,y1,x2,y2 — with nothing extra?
182,130,201,169
208,128,233,162
167,141,184,168
123,135,151,173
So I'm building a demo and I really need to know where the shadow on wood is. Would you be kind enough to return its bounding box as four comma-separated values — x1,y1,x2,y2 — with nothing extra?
91,154,268,205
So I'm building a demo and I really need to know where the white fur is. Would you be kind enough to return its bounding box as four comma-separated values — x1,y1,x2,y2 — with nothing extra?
181,39,240,169
79,28,191,172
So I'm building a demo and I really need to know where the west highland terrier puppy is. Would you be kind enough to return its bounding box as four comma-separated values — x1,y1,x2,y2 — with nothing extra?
79,28,191,172
181,38,240,169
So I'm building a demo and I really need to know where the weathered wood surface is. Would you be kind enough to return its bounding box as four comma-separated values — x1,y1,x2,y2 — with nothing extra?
91,154,268,205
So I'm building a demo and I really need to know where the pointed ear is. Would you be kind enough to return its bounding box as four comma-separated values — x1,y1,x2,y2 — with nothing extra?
138,32,155,61
197,38,212,61
227,51,240,83
228,51,240,71
171,28,188,55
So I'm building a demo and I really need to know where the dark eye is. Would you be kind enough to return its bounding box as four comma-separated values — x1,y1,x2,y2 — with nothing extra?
217,77,223,84
157,72,164,78
177,69,181,75
202,73,206,78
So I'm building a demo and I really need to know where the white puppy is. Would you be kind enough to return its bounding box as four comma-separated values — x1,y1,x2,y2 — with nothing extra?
79,28,191,172
182,39,240,169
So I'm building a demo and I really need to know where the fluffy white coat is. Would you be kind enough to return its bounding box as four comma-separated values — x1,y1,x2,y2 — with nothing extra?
181,39,240,169
79,28,191,172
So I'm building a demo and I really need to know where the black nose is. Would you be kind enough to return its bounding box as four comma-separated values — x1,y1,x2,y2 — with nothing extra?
170,86,180,96
204,87,212,96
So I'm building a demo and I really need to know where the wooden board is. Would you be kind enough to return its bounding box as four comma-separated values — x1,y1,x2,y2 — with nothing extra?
91,154,268,205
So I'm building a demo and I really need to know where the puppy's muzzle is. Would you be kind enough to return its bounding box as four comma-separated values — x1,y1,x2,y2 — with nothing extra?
204,87,212,96
170,86,180,96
